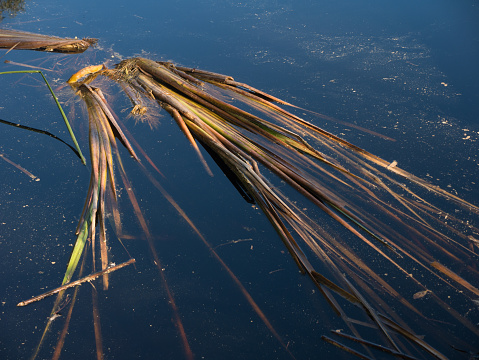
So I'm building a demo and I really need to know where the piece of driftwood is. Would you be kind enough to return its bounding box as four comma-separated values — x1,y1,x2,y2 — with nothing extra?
0,28,96,53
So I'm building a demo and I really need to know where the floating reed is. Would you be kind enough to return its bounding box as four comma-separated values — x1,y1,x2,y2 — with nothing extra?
0,28,96,53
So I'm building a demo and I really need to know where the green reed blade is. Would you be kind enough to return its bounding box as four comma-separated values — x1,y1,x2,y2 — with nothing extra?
0,70,86,165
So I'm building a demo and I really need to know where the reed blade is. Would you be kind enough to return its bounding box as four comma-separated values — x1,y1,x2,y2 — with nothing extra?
0,70,86,164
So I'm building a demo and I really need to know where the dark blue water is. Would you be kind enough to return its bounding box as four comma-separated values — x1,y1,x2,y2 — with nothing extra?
1,1,478,359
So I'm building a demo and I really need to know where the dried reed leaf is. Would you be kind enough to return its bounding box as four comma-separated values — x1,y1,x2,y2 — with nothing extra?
0,28,96,53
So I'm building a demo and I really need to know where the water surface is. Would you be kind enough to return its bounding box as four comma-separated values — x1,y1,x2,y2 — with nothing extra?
1,1,478,359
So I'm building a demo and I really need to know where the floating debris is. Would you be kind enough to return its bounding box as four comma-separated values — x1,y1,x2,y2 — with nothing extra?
0,28,96,53
413,290,431,300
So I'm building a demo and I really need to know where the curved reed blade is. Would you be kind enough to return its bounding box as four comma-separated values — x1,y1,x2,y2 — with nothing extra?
0,117,83,161
0,70,86,164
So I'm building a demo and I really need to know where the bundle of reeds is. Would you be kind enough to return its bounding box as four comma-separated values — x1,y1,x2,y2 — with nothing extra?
66,84,138,287
63,57,475,359
22,80,142,360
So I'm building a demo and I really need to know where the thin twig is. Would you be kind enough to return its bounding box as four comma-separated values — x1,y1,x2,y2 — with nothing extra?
0,153,39,181
4,60,55,72
17,259,135,307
